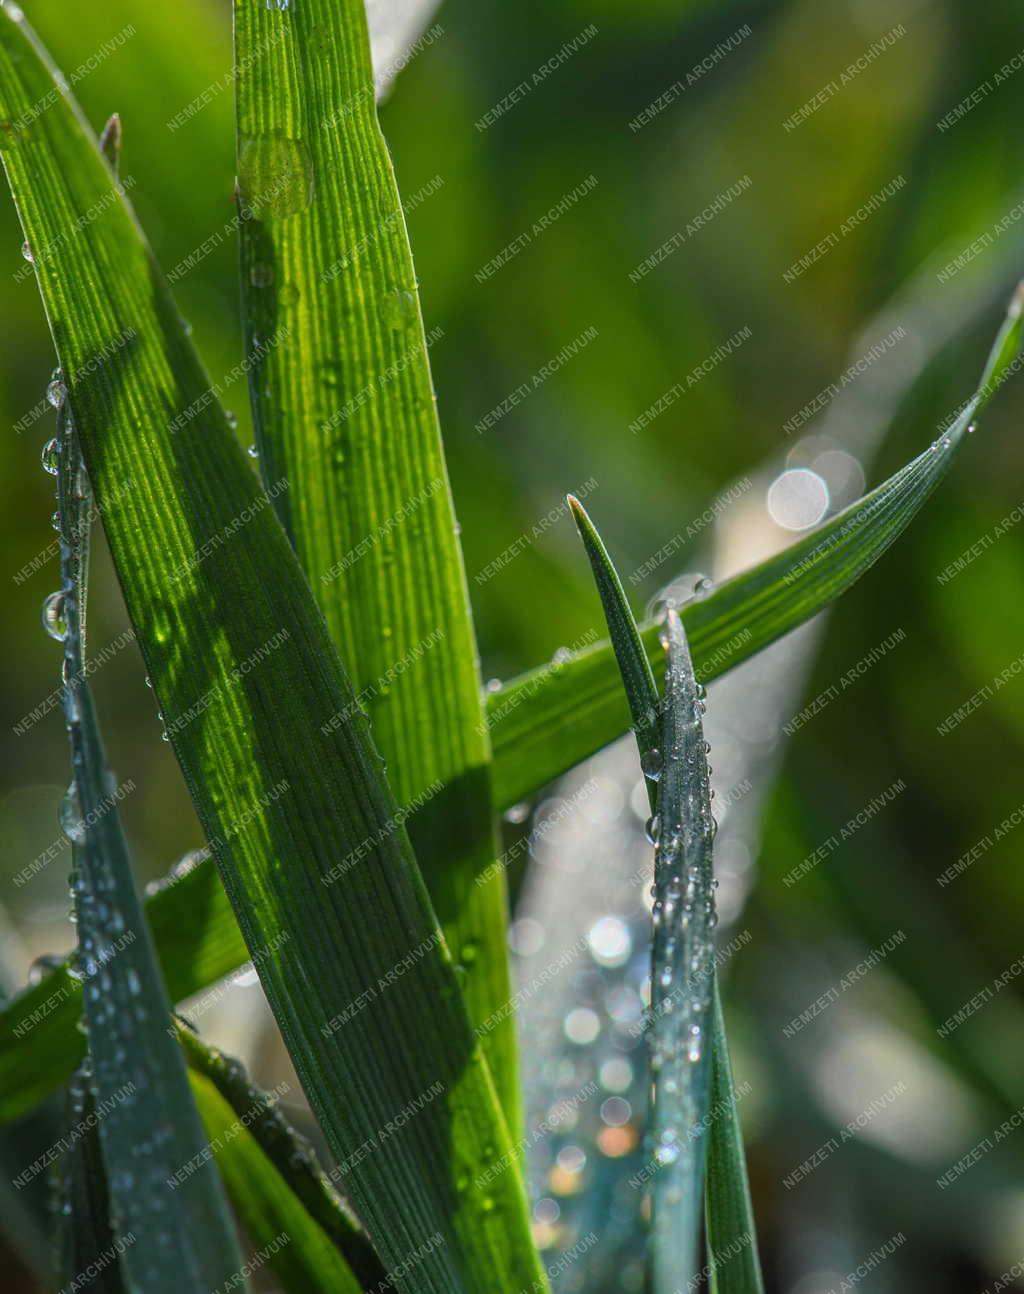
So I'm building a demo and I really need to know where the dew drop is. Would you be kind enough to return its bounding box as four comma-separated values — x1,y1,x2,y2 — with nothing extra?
40,437,59,475
28,953,64,986
59,783,86,844
644,814,660,845
247,443,260,459
20,239,33,263
46,376,66,408
640,747,662,782
42,590,68,640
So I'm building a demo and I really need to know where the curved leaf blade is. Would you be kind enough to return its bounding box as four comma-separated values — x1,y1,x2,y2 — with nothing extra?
570,500,763,1292
233,0,518,1131
177,1023,384,1291
493,287,1024,809
187,1068,364,1294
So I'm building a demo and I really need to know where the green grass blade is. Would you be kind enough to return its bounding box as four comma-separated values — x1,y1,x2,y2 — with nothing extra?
568,494,660,775
233,0,518,1132
60,1069,128,1294
0,11,545,1292
570,499,763,1291
706,983,764,1294
649,609,717,1292
492,287,1024,809
177,1023,384,1291
55,432,243,1290
45,110,244,1291
187,1068,365,1294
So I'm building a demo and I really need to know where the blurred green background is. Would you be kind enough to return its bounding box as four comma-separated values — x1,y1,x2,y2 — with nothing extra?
3,0,1024,1289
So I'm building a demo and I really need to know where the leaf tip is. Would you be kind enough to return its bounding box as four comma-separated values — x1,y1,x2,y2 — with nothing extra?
98,113,122,169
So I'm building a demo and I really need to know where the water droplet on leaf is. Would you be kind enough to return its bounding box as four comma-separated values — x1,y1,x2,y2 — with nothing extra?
42,590,68,640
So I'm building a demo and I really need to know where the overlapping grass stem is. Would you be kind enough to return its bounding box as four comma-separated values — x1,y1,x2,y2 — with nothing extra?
648,609,718,1292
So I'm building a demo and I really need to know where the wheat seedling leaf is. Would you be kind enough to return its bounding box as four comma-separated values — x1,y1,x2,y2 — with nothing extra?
233,0,518,1135
570,497,763,1292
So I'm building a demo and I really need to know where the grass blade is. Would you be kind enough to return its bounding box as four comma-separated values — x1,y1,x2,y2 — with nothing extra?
176,1022,384,1291
48,90,244,1278
54,416,243,1290
493,288,1024,809
185,1067,365,1294
0,11,545,1292
570,498,763,1291
60,1069,128,1294
648,608,717,1293
233,0,518,1131
706,985,764,1294
568,494,660,772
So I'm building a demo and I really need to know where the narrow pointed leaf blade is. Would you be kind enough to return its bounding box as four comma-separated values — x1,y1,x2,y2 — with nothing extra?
51,126,243,1287
492,290,1024,808
570,502,763,1290
187,1069,364,1294
234,0,518,1131
706,984,764,1294
0,12,544,1293
57,451,243,1290
648,609,717,1293
60,1071,128,1294
568,493,659,778
177,1023,384,1291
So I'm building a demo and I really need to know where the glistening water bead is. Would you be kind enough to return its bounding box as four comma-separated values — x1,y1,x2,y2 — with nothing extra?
42,590,68,641
59,782,86,845
41,437,59,475
46,376,66,408
641,747,662,782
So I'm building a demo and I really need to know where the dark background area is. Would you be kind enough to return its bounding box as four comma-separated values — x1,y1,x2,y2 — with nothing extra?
2,0,1024,1289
